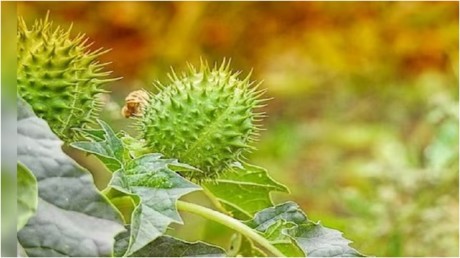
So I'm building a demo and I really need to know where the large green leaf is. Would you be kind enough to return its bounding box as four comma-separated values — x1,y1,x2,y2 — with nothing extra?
109,154,201,256
203,162,288,219
72,121,204,255
246,202,364,257
17,98,125,257
115,226,225,257
132,235,226,257
17,162,38,231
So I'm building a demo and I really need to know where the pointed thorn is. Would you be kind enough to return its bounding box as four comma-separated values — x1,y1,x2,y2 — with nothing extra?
169,66,180,82
219,57,227,72
65,22,74,36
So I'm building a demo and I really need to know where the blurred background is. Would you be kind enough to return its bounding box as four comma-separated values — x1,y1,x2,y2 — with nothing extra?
18,2,459,256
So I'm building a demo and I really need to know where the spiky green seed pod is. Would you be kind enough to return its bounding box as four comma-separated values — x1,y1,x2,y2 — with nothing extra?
17,14,116,141
137,60,267,180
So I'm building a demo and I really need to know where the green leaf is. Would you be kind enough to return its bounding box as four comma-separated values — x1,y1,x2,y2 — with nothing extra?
228,233,266,257
115,226,226,257
109,154,201,256
17,98,125,257
71,119,125,171
203,162,288,219
246,202,364,257
262,220,305,256
286,222,365,257
17,162,38,231
132,235,226,257
245,201,308,231
114,226,131,257
245,202,306,256
72,120,204,255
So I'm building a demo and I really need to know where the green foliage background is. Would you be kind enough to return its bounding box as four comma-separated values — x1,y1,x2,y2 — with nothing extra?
18,2,459,256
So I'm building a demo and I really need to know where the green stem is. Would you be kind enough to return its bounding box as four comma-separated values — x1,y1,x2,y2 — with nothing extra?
176,200,284,257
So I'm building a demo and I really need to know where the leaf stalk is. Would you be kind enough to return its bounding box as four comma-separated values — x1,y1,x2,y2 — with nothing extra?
176,200,285,257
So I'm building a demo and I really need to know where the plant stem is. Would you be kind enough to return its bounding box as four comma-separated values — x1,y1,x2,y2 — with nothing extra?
176,200,284,257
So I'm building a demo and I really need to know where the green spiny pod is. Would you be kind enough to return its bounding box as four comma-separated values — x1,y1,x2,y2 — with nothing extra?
17,14,117,141
136,60,267,180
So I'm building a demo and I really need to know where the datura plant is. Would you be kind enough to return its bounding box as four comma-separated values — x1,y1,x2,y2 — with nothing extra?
17,13,116,141
135,62,266,180
17,15,365,257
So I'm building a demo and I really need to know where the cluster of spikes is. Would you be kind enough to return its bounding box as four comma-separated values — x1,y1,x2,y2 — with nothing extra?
135,59,269,181
17,13,118,141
